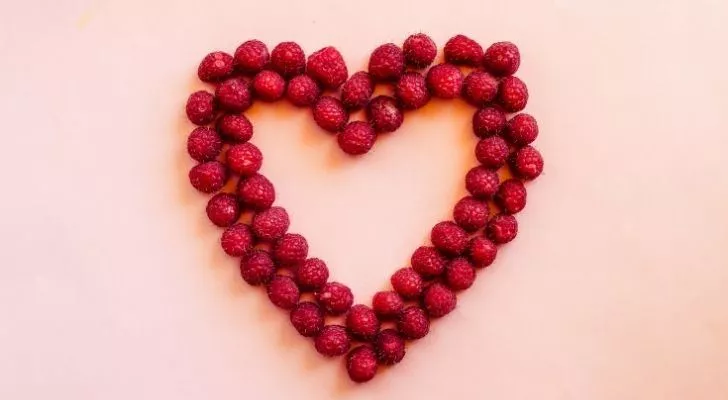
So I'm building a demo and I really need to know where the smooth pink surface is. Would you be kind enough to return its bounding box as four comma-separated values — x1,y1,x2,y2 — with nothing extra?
1,0,728,399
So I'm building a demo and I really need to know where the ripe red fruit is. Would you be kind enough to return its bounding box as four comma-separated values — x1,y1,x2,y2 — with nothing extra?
465,166,500,199
220,223,254,257
483,41,521,76
395,72,430,109
472,107,506,138
337,121,376,155
430,221,468,256
197,51,234,82
468,236,498,268
341,72,374,110
368,43,405,81
317,282,354,315
270,42,305,78
189,161,228,193
306,46,348,89
313,96,349,133
233,40,269,74
497,76,529,112
486,214,518,244
374,329,405,365
495,179,527,214
444,257,476,291
266,275,300,310
346,345,378,383
290,301,324,337
444,34,484,66
187,126,222,162
252,70,286,102
403,33,437,68
225,142,263,176
475,136,509,168
215,77,252,112
185,90,216,125
237,173,275,210
346,304,381,341
397,306,430,339
273,233,308,266
371,291,404,319
462,71,499,106
285,75,320,107
410,246,446,277
216,114,253,143
240,250,275,286
205,193,240,227
295,258,329,291
504,113,539,145
423,282,457,317
251,206,290,242
366,95,403,133
315,325,351,357
426,64,464,99
390,267,423,300
511,145,544,180
452,196,490,232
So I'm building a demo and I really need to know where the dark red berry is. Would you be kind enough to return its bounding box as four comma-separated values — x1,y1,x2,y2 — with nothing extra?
337,121,376,155
497,76,529,112
251,206,290,241
216,114,253,143
189,161,228,193
444,257,476,291
221,223,254,257
215,77,252,112
486,214,518,244
290,301,324,337
205,193,240,227
395,72,430,110
197,51,233,82
397,306,429,340
422,282,457,317
367,95,403,133
346,345,378,383
273,233,308,266
444,35,484,66
341,72,374,110
225,143,263,177
317,282,354,315
473,107,506,138
426,64,464,99
240,250,275,286
314,325,350,357
465,166,500,199
285,75,320,107
504,113,539,146
475,136,509,168
267,275,300,310
453,196,490,232
374,329,405,365
403,33,437,68
237,173,275,210
462,71,498,106
368,43,405,81
295,258,329,291
346,305,380,341
483,41,520,76
431,221,468,256
306,46,348,89
185,90,216,125
468,236,498,268
410,246,446,278
233,40,269,74
371,291,404,319
313,96,348,133
495,178,527,214
270,42,305,78
187,126,222,162
390,267,423,300
511,145,543,180
252,70,286,102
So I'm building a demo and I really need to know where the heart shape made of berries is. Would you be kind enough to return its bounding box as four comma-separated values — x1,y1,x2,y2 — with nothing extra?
184,33,544,383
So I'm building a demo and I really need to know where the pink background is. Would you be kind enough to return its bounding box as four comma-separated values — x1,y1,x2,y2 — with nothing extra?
1,0,728,399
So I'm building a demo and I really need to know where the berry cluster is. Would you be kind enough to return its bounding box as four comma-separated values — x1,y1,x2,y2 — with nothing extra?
184,33,544,384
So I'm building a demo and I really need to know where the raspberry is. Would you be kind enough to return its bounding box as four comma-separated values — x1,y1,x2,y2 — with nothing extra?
368,43,405,81
346,304,381,341
185,90,216,125
374,329,405,365
465,166,500,199
205,193,240,227
317,282,354,316
403,33,437,68
252,70,286,102
472,107,506,138
475,136,509,168
187,126,222,162
504,114,538,145
233,40,269,74
371,291,404,319
453,196,490,232
422,282,457,317
395,72,430,110
410,246,446,277
216,114,253,143
337,121,376,155
426,64,464,99
486,214,518,244
397,306,429,340
267,275,300,310
285,75,320,107
390,267,423,300
312,96,348,133
340,72,374,110
511,145,544,180
215,77,252,112
431,221,468,256
251,206,290,241
462,71,498,107
270,42,305,78
197,51,234,82
273,233,308,266
189,161,228,193
290,301,324,337
314,325,350,357
444,35,484,66
483,41,520,76
306,46,348,89
225,143,263,177
220,223,254,257
468,236,498,268
497,76,529,112
236,173,275,210
346,345,378,383
495,178,527,214
240,250,275,286
366,95,403,133
295,258,329,291
444,257,476,291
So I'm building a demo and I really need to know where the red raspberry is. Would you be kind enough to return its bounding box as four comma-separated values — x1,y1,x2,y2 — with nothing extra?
497,76,529,112
395,72,430,110
495,178,527,214
444,257,476,291
475,136,509,168
251,206,289,242
317,282,354,316
374,329,405,365
410,246,446,278
368,43,405,81
511,145,544,180
187,126,222,162
225,143,263,177
346,345,378,383
270,42,305,78
504,113,538,145
237,173,275,210
290,301,324,337
215,77,252,112
468,236,498,268
337,121,376,155
285,75,320,107
312,96,348,133
306,46,348,89
483,41,520,77
273,233,308,266
371,291,404,319
295,258,329,291
453,196,490,232
390,267,423,300
197,51,234,82
397,306,429,340
444,35,484,66
220,223,254,257
486,214,518,244
472,107,506,138
462,71,498,106
205,193,240,227
465,166,500,199
366,95,403,133
185,90,216,125
216,114,253,143
240,250,275,286
403,33,437,68
189,161,228,193
340,72,374,110
426,64,464,99
431,221,468,256
346,304,381,341
252,70,286,102
314,325,350,357
233,40,269,74
267,275,300,310
423,282,457,318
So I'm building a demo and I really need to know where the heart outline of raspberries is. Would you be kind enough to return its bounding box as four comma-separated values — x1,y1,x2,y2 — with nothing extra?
183,33,544,383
